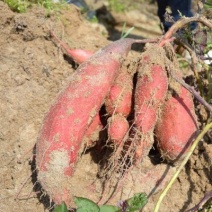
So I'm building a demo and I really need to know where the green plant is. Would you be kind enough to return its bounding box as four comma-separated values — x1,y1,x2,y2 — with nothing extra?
121,22,135,39
53,202,68,212
3,0,67,13
108,0,125,12
88,15,98,23
3,0,29,12
35,0,55,10
53,193,147,212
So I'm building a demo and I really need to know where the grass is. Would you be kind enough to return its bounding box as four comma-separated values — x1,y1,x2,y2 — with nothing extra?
3,0,29,12
2,0,67,13
120,22,135,38
108,0,126,12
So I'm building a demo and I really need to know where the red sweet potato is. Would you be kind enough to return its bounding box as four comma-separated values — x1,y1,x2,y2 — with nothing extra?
51,31,93,64
108,114,129,145
105,67,133,117
36,38,139,205
83,113,103,148
155,85,198,161
134,64,168,162
66,48,93,64
105,67,132,146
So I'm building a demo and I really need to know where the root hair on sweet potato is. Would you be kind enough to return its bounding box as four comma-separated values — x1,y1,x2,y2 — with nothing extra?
98,44,170,203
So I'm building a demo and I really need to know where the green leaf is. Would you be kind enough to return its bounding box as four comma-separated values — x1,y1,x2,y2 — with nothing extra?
121,27,135,39
121,22,126,38
53,202,68,212
126,193,148,212
204,0,212,9
74,196,100,212
99,205,120,212
120,22,135,39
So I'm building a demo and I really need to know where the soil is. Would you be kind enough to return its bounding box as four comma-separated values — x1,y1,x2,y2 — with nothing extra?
0,1,211,212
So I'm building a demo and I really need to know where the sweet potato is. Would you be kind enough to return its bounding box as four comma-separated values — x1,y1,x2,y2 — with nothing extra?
83,113,103,148
105,66,132,147
51,31,93,64
65,48,93,64
105,67,133,117
134,64,168,162
36,38,139,205
108,114,129,145
155,85,198,161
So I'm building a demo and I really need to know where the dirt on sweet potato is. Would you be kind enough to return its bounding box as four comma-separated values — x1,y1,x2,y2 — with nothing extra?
155,85,198,161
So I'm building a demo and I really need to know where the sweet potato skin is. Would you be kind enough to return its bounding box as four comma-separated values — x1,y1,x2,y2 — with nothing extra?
134,64,168,161
108,114,129,145
36,38,138,205
50,31,93,64
155,86,198,161
67,49,93,64
105,68,133,117
83,113,103,148
135,65,168,132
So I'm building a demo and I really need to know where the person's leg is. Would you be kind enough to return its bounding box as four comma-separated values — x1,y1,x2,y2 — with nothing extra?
168,0,196,30
156,0,196,32
168,0,193,19
156,0,169,31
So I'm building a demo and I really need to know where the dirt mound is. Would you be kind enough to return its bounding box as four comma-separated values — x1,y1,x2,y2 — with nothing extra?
0,1,211,212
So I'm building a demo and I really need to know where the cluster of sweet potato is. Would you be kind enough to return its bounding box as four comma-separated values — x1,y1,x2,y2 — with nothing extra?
36,38,198,206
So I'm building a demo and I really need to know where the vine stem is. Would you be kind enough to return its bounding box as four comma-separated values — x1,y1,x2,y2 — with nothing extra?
154,122,212,212
159,15,212,47
172,74,212,114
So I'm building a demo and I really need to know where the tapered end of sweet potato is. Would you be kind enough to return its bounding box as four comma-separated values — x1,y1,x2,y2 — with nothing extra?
100,38,137,58
37,149,72,206
108,114,129,145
